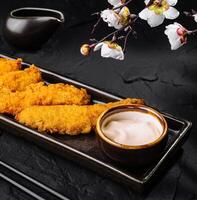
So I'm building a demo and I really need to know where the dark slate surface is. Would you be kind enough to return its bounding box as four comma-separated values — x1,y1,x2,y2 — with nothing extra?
0,0,197,199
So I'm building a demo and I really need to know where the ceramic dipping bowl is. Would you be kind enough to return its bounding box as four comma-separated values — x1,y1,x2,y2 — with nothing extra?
96,104,168,167
3,7,64,50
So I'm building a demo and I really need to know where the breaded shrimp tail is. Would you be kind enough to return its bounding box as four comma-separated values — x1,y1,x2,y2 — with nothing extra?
0,58,22,75
0,82,90,115
16,98,145,135
0,65,42,91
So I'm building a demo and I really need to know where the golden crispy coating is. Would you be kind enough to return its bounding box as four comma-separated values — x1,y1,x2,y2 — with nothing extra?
0,65,42,91
0,82,90,115
88,98,144,130
0,58,22,75
16,98,145,135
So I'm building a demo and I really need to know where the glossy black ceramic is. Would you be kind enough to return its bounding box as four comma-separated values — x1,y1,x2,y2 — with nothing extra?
3,7,64,50
0,54,192,192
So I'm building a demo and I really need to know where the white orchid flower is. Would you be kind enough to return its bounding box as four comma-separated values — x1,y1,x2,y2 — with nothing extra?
193,14,197,22
164,22,187,50
101,9,123,29
139,0,179,27
94,41,124,60
119,6,131,26
108,0,125,7
101,7,131,29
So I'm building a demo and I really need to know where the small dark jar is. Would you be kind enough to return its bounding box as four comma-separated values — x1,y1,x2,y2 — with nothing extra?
3,7,64,50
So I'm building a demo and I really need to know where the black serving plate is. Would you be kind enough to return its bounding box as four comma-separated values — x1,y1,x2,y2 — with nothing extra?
0,54,192,192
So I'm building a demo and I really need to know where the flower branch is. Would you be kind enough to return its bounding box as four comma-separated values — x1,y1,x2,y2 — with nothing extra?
80,0,197,60
188,29,197,35
113,0,133,11
91,17,101,34
123,26,132,52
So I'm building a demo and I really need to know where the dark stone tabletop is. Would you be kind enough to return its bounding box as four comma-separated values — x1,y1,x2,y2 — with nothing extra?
0,0,197,199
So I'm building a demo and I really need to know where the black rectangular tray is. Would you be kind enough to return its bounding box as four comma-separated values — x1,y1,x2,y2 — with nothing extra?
0,54,192,192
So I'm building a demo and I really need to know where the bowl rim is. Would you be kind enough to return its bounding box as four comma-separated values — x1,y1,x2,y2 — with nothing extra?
96,104,168,150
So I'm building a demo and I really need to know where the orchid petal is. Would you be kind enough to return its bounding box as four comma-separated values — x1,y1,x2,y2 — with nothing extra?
119,6,130,16
165,29,179,43
116,51,124,60
94,43,103,51
101,43,111,58
164,22,186,50
139,8,149,20
166,0,178,6
101,9,112,22
110,49,124,60
144,0,150,5
193,14,197,23
108,13,122,29
101,9,122,29
169,38,183,50
99,42,124,60
147,11,165,27
108,0,122,6
163,7,179,19
165,23,181,30
165,30,181,50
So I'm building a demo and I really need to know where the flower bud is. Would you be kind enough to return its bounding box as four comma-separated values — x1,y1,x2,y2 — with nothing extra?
176,27,187,36
80,44,90,56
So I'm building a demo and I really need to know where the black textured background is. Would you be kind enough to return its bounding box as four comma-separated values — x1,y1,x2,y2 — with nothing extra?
0,0,197,199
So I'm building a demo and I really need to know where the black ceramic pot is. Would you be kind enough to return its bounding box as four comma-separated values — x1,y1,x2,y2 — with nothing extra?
3,7,64,50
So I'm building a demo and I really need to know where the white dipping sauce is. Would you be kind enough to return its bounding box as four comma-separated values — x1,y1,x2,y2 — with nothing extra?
101,111,163,146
